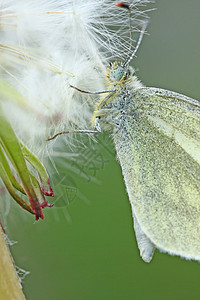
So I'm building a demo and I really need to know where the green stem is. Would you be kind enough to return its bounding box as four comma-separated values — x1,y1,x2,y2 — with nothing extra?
0,226,26,300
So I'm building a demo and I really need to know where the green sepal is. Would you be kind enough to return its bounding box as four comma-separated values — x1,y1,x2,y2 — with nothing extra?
20,142,54,197
0,162,33,214
0,105,43,219
0,146,25,194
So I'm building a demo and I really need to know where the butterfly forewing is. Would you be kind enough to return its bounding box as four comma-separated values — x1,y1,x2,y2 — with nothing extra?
133,87,200,140
113,87,200,261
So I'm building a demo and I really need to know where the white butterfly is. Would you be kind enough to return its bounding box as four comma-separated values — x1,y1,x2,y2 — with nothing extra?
49,18,200,263
92,59,200,262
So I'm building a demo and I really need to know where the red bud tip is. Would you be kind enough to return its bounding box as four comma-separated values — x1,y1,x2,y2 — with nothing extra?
42,189,54,197
116,2,130,10
35,209,44,220
41,179,54,197
41,200,54,209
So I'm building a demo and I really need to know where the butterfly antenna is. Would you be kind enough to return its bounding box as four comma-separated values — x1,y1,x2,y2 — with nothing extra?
123,21,148,67
116,2,133,63
116,2,148,67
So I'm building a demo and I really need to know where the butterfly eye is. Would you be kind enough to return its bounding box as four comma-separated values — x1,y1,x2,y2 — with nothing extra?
109,66,125,81
124,69,131,79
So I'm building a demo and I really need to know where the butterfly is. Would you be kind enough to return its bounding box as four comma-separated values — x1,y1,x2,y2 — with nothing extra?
91,59,200,263
48,8,200,263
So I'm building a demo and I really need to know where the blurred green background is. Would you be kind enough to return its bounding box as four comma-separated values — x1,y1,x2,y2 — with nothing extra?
4,0,200,299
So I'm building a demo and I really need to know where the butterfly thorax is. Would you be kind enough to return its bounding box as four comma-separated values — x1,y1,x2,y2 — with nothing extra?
91,61,143,131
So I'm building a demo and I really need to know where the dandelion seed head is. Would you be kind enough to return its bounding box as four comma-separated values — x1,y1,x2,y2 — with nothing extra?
0,0,152,154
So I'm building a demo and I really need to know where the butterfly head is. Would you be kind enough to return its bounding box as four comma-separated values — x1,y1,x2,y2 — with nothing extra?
106,61,132,84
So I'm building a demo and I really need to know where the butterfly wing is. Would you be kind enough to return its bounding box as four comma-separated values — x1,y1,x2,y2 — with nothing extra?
113,87,200,262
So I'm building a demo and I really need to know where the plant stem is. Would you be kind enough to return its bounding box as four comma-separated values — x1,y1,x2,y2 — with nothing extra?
0,225,26,299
